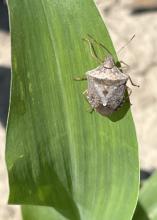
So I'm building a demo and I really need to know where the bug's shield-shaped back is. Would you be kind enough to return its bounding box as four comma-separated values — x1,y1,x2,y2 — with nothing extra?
86,57,129,116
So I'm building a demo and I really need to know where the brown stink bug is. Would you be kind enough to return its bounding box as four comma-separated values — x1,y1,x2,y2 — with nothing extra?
75,35,139,116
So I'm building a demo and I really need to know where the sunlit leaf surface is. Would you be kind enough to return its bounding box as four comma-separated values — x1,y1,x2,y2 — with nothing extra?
6,0,139,219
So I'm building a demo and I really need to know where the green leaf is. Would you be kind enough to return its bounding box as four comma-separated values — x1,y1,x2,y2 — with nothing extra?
133,172,157,220
22,205,68,220
6,0,139,219
133,203,149,220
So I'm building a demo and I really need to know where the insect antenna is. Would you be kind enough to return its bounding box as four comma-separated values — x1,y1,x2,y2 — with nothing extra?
117,34,135,55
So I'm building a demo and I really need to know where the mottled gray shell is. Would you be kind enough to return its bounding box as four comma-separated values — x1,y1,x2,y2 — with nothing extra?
85,56,129,116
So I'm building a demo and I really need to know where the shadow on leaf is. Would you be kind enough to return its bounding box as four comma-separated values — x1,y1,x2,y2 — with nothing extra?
133,202,149,220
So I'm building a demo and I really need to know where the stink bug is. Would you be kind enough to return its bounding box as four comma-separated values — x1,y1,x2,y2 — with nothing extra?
75,35,139,116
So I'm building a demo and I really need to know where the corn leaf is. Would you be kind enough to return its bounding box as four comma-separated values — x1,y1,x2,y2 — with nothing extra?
6,0,139,219
133,172,157,220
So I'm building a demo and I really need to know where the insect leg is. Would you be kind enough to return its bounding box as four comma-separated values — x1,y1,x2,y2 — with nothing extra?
83,38,103,63
117,61,129,72
128,76,139,87
83,90,88,95
124,72,139,87
73,76,87,81
87,34,111,56
119,60,129,67
88,108,94,114
118,67,128,72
